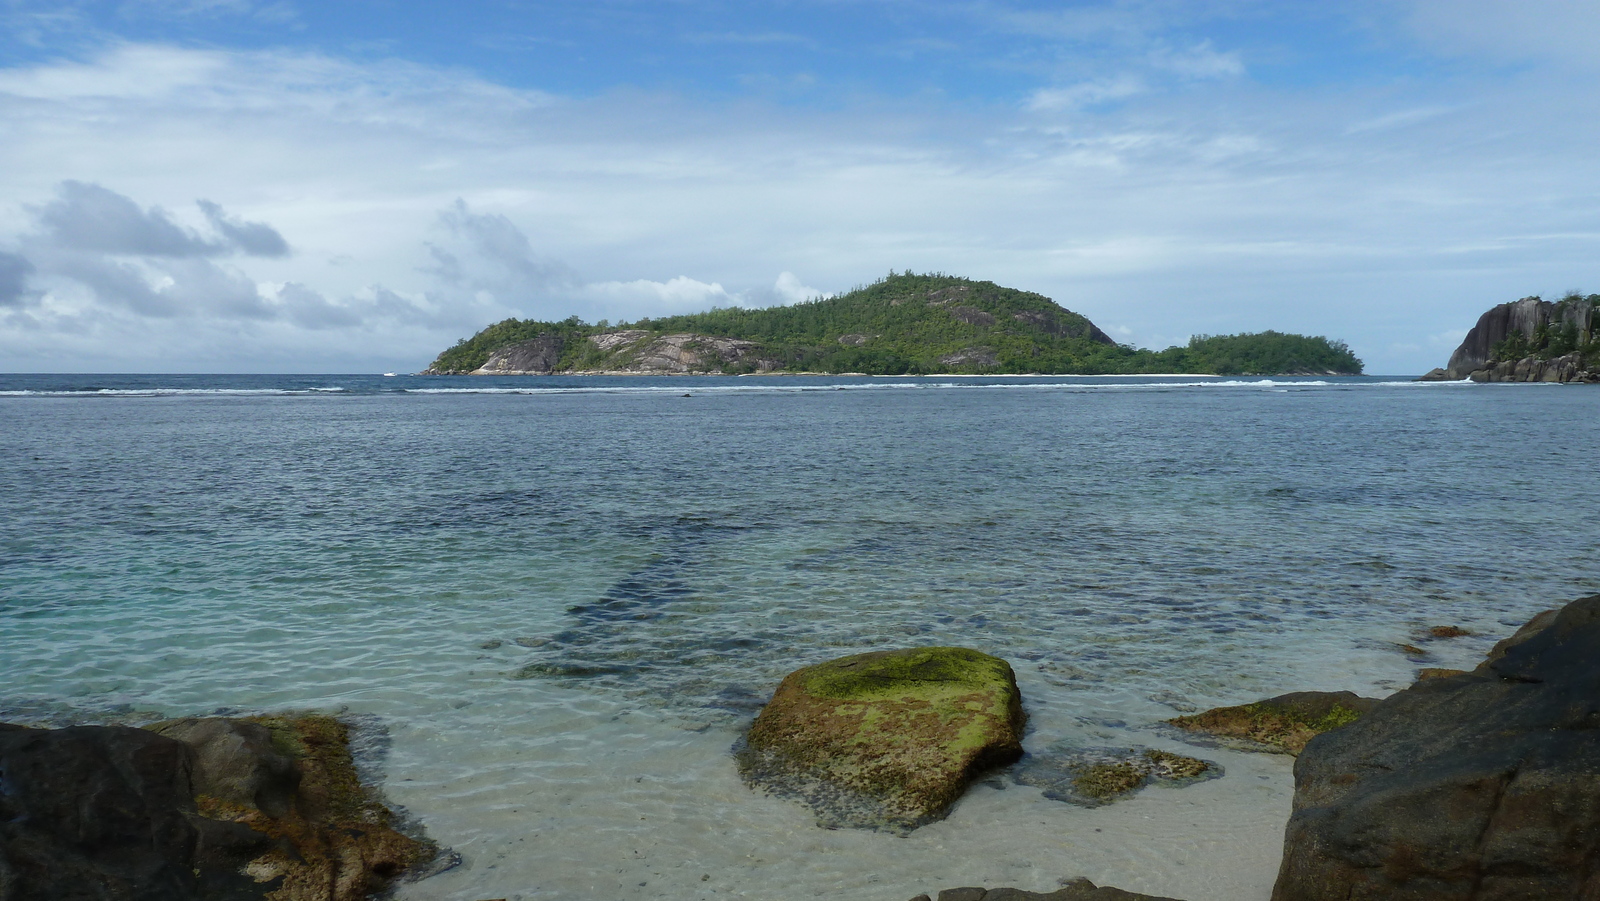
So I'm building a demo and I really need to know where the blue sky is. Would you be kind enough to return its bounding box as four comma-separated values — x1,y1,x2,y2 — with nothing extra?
2,1,1598,373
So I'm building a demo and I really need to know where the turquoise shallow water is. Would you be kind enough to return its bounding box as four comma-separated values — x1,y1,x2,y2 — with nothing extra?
2,373,1597,899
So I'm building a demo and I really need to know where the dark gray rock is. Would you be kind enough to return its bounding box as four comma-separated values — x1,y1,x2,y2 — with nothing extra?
1446,296,1544,377
473,335,565,373
0,723,203,901
1011,310,1117,345
0,716,434,901
950,306,997,326
149,718,298,818
1273,593,1600,901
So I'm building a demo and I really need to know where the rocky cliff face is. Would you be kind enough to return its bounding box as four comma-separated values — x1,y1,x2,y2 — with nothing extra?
462,330,780,375
1422,295,1597,382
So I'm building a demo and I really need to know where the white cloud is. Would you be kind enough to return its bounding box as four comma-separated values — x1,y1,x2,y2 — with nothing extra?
116,0,299,25
579,276,737,319
1400,0,1600,69
1343,105,1459,135
0,43,228,100
1147,40,1244,79
1027,76,1145,111
771,271,827,305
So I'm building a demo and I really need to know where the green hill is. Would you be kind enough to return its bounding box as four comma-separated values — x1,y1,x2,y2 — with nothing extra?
425,273,1363,376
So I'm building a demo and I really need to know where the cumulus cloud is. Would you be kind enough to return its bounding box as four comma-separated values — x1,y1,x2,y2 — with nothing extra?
771,271,826,305
198,199,290,256
8,180,441,331
28,181,288,258
0,252,36,308
32,181,219,257
580,276,737,315
430,199,574,293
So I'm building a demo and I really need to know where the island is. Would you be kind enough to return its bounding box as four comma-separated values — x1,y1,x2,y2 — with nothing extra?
424,273,1363,376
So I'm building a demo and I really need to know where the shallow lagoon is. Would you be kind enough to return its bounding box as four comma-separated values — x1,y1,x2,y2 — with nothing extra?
2,374,1596,899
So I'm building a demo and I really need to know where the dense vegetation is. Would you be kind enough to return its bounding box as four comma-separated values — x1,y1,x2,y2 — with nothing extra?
427,273,1364,376
1491,292,1598,365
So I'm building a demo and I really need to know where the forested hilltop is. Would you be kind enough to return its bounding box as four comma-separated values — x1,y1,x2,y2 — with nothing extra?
426,273,1363,376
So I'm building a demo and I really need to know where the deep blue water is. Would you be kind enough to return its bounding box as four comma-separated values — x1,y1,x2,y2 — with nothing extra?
1,372,1596,900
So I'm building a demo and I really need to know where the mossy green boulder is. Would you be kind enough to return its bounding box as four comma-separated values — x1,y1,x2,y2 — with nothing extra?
739,647,1024,831
1167,690,1376,755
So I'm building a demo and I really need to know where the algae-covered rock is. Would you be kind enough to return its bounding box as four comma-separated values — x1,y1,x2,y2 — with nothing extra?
151,714,435,901
739,647,1024,831
1011,745,1219,806
1167,690,1377,755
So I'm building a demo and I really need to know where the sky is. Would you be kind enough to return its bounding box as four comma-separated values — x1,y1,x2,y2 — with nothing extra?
2,1,1598,374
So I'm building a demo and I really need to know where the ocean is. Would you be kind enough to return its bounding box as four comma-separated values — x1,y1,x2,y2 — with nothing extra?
2,373,1596,900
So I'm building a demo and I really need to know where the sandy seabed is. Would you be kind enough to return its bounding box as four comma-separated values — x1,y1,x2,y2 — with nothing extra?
387,697,1293,901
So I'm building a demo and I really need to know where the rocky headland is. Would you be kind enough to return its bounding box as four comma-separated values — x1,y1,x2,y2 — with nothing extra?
1421,293,1597,382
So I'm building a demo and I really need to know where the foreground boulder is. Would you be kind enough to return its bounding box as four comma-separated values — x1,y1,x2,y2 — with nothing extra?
1273,594,1600,901
0,714,433,901
1167,690,1378,755
0,723,202,900
738,647,1024,831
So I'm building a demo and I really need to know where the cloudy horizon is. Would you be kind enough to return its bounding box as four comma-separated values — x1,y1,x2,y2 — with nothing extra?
2,1,1598,374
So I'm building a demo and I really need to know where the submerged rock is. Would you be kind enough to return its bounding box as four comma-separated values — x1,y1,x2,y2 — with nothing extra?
0,714,435,901
1010,745,1218,806
1167,690,1377,755
1273,594,1600,901
738,647,1024,831
910,877,1186,900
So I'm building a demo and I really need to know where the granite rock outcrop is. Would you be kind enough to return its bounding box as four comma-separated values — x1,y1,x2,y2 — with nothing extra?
1421,294,1597,382
471,335,565,374
611,333,777,373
